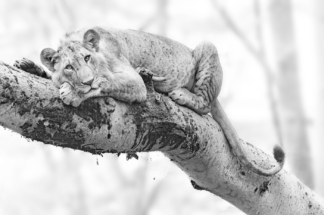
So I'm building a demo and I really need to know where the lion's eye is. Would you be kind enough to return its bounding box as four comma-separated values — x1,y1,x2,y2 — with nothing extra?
65,65,73,70
84,55,91,62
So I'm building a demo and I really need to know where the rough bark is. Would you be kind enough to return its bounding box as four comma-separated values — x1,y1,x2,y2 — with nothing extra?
0,62,323,214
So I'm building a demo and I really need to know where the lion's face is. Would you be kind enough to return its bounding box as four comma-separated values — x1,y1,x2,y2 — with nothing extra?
51,43,101,94
40,29,110,97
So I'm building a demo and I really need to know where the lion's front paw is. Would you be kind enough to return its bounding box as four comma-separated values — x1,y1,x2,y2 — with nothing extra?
168,89,190,105
60,82,83,107
14,58,47,78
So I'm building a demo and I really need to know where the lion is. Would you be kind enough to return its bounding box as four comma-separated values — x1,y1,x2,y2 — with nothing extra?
14,27,284,176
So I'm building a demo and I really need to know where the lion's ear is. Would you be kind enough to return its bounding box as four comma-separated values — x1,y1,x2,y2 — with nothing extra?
40,48,56,72
83,29,100,51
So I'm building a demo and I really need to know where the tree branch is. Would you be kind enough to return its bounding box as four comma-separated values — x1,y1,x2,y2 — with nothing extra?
0,62,323,214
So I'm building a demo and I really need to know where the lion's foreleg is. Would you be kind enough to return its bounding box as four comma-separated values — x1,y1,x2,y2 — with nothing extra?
99,70,147,103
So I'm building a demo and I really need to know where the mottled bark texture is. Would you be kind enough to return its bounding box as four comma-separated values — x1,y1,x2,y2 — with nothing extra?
0,62,323,214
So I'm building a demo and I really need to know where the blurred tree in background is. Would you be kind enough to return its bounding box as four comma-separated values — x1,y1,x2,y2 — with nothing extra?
0,0,322,214
314,0,324,197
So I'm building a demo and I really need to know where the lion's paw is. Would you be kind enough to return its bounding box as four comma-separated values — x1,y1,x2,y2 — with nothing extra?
14,58,47,78
168,89,189,105
60,82,83,107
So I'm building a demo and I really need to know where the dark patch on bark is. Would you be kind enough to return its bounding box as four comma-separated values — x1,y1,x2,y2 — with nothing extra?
20,116,85,151
20,122,33,131
130,104,202,153
66,99,111,129
254,187,258,193
259,180,270,196
13,75,18,84
126,153,139,160
186,134,200,153
107,120,112,130
14,90,110,154
191,180,205,191
131,118,201,154
1,78,15,101
106,149,118,154
0,97,9,104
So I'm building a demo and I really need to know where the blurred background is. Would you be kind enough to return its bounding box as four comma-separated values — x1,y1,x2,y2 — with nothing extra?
0,0,323,214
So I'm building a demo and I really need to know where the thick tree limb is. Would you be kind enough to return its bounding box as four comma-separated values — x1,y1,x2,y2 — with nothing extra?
0,62,323,214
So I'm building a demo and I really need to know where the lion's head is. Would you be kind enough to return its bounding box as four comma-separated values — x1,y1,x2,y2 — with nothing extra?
40,28,146,107
40,29,112,96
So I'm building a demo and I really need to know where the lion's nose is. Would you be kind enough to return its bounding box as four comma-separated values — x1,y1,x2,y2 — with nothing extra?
82,77,94,85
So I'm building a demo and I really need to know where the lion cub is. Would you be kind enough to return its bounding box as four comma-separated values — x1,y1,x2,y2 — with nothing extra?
15,27,284,176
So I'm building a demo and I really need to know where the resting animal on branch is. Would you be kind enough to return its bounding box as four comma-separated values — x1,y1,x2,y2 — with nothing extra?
14,26,284,176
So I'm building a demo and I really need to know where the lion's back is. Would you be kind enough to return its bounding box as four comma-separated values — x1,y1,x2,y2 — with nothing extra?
110,28,196,91
64,27,197,92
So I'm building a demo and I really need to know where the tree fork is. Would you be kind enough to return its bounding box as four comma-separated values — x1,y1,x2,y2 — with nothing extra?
0,61,323,214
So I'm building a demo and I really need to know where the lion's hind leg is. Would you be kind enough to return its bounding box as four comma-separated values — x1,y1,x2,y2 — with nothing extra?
168,41,222,115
